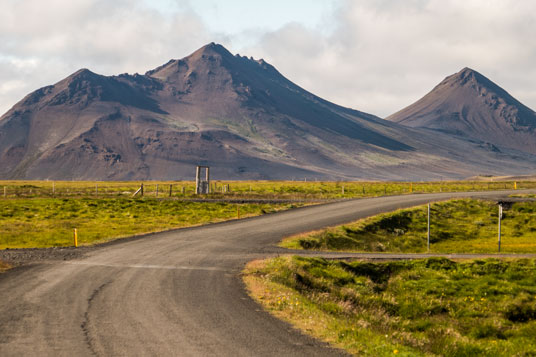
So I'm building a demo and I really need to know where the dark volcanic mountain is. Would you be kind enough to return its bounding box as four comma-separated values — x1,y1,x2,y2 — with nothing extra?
387,67,536,154
1,44,535,180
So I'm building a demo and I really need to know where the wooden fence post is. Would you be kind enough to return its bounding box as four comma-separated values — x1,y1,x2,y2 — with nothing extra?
169,184,172,197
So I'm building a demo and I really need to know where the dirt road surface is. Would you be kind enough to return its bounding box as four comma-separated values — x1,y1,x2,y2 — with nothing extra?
1,190,534,356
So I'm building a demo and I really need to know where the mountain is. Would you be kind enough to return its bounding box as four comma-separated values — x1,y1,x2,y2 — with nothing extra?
1,44,535,180
387,67,536,154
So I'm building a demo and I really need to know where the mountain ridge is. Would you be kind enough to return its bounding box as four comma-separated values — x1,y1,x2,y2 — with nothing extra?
1,44,535,180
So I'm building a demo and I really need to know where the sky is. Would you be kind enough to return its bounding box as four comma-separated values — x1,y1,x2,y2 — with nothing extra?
1,0,535,117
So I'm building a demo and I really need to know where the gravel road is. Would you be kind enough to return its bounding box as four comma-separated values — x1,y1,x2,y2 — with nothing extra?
0,190,534,356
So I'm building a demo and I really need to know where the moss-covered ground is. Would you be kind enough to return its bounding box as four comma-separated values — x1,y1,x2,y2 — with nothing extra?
244,256,536,356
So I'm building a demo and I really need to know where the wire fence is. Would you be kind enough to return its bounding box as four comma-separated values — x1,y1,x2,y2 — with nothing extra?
1,180,534,200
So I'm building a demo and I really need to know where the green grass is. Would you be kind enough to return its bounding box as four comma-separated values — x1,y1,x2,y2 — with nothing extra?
244,256,536,356
0,197,298,248
0,180,532,200
282,199,536,253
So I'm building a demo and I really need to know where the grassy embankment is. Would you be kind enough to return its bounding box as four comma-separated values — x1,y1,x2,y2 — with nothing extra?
0,180,532,200
244,257,536,356
246,199,536,355
0,198,298,249
282,199,536,253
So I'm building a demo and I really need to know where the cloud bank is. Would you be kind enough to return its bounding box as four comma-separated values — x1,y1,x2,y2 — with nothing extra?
1,0,535,117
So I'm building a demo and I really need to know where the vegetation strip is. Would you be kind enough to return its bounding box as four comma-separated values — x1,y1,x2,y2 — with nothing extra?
244,256,536,356
0,197,299,249
281,199,536,253
1,180,532,200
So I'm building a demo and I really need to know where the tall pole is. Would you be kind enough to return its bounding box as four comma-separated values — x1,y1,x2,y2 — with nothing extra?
195,166,200,194
206,167,210,194
427,203,430,252
498,204,502,252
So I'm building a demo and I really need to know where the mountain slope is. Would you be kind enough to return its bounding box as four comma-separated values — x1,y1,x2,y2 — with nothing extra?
387,67,536,154
1,45,535,180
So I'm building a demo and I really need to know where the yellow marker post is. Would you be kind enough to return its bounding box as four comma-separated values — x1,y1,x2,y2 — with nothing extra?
409,183,413,193
74,228,78,247
514,181,517,190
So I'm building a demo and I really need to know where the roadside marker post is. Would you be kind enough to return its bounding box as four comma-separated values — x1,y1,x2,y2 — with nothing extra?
237,205,240,219
427,203,431,252
498,204,502,252
74,228,78,248
514,182,517,190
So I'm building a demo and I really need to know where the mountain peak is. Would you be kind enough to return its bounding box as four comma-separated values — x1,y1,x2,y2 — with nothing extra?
190,42,234,60
388,67,536,154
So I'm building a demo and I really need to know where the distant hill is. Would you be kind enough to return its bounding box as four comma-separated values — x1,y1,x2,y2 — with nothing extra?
1,44,535,180
387,67,536,154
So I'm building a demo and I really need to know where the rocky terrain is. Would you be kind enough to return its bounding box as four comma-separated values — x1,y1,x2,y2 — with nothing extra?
1,44,535,180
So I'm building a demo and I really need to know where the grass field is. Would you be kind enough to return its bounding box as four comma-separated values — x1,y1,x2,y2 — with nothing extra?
0,197,299,249
244,256,536,356
0,180,532,200
281,199,536,253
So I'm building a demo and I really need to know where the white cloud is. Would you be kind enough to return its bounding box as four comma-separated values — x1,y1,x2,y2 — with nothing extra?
0,0,212,114
245,0,536,116
0,0,535,117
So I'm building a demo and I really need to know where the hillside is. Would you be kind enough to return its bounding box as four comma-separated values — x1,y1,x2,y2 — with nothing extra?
1,44,535,180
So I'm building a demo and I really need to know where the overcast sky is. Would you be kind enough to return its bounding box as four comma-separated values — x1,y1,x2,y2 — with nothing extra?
1,0,535,117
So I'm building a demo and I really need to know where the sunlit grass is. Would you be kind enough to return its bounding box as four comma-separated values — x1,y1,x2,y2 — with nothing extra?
244,256,536,356
0,197,298,249
0,179,531,200
281,199,536,253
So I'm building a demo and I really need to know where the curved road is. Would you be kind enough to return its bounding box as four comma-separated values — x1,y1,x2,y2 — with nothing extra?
1,190,534,356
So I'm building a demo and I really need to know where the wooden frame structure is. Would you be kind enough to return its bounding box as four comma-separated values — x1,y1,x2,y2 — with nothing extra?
195,166,210,194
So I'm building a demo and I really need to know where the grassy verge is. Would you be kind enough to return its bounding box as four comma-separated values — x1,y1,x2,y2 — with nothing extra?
281,199,536,253
244,256,536,356
0,198,298,249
